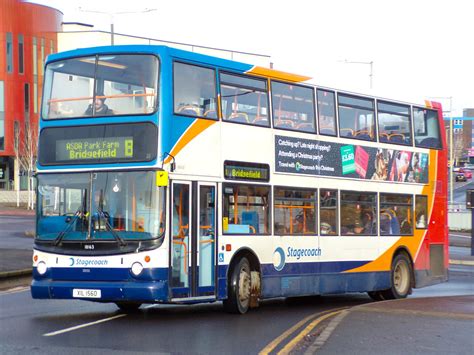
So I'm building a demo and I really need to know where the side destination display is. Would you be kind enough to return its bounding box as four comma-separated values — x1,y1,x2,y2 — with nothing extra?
224,160,270,182
275,135,429,183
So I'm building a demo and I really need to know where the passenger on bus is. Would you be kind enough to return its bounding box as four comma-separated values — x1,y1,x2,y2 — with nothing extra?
84,94,115,116
49,100,73,118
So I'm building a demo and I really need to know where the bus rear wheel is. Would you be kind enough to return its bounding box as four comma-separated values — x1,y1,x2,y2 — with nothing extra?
382,253,413,300
115,302,142,312
223,257,251,314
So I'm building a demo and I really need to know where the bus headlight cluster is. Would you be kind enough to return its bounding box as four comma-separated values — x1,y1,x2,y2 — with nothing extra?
37,261,47,275
131,262,143,276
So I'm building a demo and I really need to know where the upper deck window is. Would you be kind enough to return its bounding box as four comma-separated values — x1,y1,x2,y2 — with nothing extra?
220,72,269,126
413,108,442,149
173,62,217,119
317,89,337,136
377,101,412,145
338,94,375,141
271,82,316,133
42,54,159,119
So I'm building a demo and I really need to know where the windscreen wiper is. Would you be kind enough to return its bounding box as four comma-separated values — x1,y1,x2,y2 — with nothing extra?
54,207,84,246
96,208,127,247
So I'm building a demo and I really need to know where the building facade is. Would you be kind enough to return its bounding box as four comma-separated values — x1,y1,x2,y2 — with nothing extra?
0,0,62,190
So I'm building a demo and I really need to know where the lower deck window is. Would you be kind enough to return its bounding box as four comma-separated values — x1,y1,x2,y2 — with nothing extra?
415,195,428,229
320,189,338,235
223,184,270,234
380,194,413,235
274,187,316,235
340,191,377,235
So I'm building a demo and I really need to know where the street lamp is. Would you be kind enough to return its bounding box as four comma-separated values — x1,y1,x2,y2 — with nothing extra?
339,59,374,89
78,7,157,45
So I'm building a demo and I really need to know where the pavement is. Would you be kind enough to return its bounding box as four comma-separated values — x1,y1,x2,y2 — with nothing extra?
313,295,474,355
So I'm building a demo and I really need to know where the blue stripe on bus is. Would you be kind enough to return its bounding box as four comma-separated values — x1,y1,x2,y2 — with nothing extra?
34,267,168,282
217,260,377,299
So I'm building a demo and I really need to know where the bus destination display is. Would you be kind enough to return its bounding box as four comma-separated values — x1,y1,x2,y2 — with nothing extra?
56,137,134,161
38,123,157,166
224,161,270,182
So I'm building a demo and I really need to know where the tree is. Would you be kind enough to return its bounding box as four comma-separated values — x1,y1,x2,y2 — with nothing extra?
13,121,38,210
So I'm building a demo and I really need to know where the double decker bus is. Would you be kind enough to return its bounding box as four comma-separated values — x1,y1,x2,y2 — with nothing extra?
31,45,448,314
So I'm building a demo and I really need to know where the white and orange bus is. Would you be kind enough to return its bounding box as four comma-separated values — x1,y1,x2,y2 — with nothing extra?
32,45,448,313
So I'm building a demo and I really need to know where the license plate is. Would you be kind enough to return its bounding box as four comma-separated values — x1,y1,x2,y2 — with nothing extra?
73,288,101,299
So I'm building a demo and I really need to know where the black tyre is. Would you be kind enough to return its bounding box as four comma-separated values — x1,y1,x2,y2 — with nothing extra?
223,257,251,314
367,291,385,301
115,302,142,312
382,253,413,300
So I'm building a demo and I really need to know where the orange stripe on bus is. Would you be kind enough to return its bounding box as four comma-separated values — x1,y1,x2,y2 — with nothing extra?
164,119,216,164
246,66,311,83
344,150,438,273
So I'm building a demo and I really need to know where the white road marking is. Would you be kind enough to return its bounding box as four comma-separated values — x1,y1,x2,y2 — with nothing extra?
0,286,30,295
43,314,127,337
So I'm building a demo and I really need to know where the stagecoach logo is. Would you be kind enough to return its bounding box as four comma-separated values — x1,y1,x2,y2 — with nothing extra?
273,247,286,271
69,257,108,267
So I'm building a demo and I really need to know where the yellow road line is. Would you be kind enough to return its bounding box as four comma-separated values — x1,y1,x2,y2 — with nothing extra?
259,308,345,355
277,309,344,355
355,306,474,320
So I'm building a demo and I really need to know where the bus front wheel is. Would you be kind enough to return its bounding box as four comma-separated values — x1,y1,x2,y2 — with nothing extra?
383,253,413,299
223,257,251,314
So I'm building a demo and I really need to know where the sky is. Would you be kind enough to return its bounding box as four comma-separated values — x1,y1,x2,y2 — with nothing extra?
30,0,473,115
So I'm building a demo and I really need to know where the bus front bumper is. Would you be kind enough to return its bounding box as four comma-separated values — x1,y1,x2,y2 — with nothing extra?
31,279,169,302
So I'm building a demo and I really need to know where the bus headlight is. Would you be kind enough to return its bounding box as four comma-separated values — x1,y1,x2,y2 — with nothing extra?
37,261,47,275
131,262,143,276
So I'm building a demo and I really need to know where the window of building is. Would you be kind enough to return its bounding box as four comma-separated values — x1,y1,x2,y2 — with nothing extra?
377,101,412,145
6,32,14,73
220,72,269,126
274,187,317,235
18,34,24,74
173,62,217,119
380,194,413,236
40,38,45,75
317,89,337,136
33,37,38,76
33,82,38,114
413,108,442,149
0,81,4,150
338,94,375,141
415,195,428,229
340,191,377,235
271,81,316,133
320,189,338,235
223,184,270,234
24,83,30,113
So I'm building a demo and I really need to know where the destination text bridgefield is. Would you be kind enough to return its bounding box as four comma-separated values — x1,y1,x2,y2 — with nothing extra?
69,148,118,160
231,168,261,179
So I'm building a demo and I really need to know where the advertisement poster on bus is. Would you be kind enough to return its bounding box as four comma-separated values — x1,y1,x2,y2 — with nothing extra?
275,135,429,184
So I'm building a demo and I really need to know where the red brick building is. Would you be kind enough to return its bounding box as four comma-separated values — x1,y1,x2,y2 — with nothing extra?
0,0,62,189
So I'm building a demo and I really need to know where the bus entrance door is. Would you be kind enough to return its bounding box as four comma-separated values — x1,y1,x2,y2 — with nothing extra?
171,181,217,300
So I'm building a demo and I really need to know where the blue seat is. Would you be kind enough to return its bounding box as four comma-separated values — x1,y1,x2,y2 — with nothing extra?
241,211,259,233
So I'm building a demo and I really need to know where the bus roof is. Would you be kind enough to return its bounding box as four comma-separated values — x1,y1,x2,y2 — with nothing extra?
45,45,312,84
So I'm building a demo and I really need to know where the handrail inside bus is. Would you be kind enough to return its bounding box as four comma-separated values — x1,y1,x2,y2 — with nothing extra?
48,92,155,104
